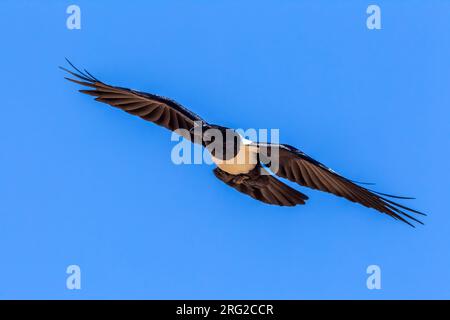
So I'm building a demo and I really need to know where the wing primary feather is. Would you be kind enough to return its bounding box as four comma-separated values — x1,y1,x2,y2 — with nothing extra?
65,58,95,81
83,68,100,82
64,77,97,88
364,189,416,200
377,196,427,216
79,89,99,97
60,67,93,82
348,179,376,186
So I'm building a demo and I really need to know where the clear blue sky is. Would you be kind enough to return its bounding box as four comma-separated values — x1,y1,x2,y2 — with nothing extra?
0,1,449,299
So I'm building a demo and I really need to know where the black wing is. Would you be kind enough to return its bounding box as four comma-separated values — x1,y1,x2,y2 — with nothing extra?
257,143,426,226
61,60,207,142
213,165,308,207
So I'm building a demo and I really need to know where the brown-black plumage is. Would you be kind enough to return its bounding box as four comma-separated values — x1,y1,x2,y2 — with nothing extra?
61,60,426,227
60,59,206,142
257,143,425,226
214,165,308,206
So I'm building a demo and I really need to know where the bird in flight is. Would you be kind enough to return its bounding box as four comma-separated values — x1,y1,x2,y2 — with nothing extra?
61,60,425,227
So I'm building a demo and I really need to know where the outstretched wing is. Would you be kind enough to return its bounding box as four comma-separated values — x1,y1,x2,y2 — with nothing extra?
257,143,426,226
61,60,206,142
213,166,308,207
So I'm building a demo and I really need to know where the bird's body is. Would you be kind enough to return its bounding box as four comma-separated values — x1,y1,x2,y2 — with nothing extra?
61,60,426,227
211,138,258,175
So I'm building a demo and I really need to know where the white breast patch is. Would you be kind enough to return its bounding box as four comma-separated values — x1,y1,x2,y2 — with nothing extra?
211,144,258,175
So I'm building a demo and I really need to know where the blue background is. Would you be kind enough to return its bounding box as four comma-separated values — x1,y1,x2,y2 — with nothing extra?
0,0,449,299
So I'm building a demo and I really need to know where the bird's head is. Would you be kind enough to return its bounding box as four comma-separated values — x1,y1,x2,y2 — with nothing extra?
190,124,243,160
